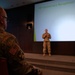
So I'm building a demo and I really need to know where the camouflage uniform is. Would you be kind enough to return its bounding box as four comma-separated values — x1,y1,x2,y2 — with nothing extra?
42,32,51,55
0,27,42,75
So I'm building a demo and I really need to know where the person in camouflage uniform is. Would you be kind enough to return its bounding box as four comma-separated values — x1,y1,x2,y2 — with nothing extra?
0,7,42,75
42,29,51,56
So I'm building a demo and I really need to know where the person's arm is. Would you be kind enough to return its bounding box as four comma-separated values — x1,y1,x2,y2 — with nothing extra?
3,34,42,75
42,33,46,39
47,33,51,39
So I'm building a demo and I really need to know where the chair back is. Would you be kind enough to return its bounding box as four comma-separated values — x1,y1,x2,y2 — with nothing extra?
0,57,9,75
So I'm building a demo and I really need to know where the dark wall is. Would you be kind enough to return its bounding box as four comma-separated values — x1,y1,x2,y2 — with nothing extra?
6,3,75,56
6,4,34,53
33,42,75,56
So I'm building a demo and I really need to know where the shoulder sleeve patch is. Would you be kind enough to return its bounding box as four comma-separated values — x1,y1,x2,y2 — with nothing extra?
9,47,18,55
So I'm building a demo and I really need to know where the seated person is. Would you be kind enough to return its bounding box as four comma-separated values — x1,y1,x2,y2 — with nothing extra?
0,7,42,75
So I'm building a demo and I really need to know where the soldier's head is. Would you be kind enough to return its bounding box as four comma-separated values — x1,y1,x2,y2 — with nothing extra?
45,29,48,33
0,7,7,30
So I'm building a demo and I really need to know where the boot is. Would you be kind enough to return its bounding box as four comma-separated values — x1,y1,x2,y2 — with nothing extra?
49,53,51,56
43,53,45,56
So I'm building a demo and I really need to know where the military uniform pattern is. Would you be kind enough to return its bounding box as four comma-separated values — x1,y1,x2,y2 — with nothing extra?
42,33,51,54
0,28,42,75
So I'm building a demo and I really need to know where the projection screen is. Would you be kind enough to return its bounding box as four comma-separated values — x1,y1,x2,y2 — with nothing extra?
34,0,75,41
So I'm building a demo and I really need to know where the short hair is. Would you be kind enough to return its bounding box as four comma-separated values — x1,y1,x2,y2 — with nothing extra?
45,29,48,31
0,7,7,17
0,7,4,15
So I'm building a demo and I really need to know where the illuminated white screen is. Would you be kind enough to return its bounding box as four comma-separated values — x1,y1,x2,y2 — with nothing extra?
34,0,75,41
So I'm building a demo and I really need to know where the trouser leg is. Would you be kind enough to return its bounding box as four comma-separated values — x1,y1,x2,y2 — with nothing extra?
47,41,51,56
43,41,46,56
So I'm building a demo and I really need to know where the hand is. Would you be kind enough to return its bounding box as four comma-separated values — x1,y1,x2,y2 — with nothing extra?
33,66,43,75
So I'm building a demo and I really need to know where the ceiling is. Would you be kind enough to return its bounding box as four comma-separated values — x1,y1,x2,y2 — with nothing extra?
0,0,43,9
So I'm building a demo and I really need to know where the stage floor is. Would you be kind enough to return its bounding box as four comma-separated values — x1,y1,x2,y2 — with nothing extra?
25,53,75,63
24,53,75,75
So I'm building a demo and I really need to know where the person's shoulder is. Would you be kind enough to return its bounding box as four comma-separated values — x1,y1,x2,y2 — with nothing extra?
1,31,17,43
5,32,16,39
48,32,50,34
